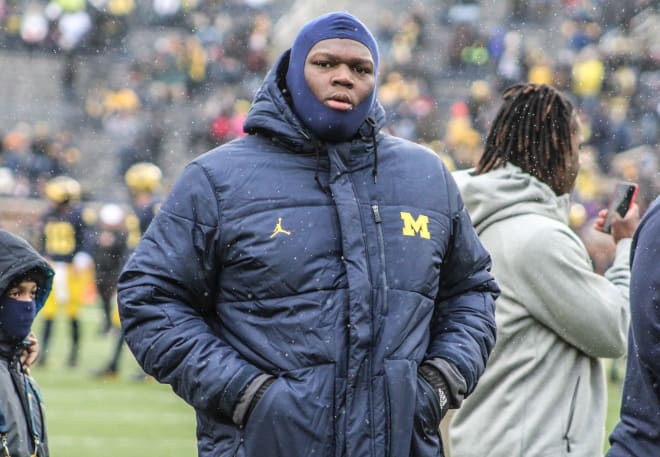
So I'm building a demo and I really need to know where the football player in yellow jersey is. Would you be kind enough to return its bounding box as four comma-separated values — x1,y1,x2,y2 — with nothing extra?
38,175,95,367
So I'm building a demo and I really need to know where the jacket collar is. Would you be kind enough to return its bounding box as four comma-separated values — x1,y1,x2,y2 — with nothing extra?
0,339,20,362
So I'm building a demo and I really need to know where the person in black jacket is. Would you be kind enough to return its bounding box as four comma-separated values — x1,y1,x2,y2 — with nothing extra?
0,229,53,457
118,11,499,457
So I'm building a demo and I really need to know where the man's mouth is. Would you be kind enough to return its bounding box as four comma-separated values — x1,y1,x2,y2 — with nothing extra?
326,94,353,111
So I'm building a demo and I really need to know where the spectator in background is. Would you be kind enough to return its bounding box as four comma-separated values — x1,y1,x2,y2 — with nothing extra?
494,30,524,90
19,3,49,52
29,122,64,187
444,100,481,169
571,44,605,114
101,87,145,177
1,129,33,197
607,195,660,457
450,83,639,456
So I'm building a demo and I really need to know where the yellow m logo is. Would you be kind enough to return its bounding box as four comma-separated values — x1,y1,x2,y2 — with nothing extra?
400,212,430,239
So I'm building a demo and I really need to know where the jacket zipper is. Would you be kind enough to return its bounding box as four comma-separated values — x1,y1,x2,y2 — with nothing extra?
9,357,40,456
343,169,378,457
563,376,581,452
371,204,388,314
371,203,390,457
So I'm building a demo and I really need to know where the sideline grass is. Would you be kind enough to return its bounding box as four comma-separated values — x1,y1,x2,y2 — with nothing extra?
31,304,197,457
605,362,624,453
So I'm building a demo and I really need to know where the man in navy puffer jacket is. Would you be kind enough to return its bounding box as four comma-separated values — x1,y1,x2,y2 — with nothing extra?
117,11,499,457
607,196,660,456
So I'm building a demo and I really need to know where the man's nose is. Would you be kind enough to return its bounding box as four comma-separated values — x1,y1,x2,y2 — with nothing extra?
332,65,354,86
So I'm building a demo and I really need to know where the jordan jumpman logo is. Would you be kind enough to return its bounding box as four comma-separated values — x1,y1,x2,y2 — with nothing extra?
270,217,292,238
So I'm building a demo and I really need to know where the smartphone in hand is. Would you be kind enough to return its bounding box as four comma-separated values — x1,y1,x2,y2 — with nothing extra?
602,181,638,234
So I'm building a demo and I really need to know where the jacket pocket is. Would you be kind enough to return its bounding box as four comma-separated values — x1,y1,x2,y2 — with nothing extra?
563,376,581,453
238,363,335,457
384,359,443,457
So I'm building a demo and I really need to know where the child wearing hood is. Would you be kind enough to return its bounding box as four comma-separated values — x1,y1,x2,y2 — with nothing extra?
0,229,53,457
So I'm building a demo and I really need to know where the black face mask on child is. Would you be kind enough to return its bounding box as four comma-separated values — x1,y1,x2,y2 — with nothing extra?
0,296,36,342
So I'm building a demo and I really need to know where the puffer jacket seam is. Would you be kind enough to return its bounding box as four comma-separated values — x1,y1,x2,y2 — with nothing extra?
154,207,216,227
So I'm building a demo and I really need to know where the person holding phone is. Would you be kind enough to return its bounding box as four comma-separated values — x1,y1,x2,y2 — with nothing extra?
606,195,660,456
600,181,639,235
449,83,640,456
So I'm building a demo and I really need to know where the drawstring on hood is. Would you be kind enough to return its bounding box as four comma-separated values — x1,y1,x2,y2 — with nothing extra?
313,139,331,195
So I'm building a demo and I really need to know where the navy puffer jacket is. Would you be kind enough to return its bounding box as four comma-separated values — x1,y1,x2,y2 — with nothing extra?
118,51,498,457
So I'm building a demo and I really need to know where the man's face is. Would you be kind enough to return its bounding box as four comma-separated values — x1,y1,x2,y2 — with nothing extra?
304,38,375,111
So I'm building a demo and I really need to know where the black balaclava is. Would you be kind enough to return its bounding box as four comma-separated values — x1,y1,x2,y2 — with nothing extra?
0,296,35,342
285,12,379,142
0,271,43,343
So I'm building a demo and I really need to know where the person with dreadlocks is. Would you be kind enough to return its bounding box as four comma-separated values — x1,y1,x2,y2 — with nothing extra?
117,11,500,456
448,83,640,456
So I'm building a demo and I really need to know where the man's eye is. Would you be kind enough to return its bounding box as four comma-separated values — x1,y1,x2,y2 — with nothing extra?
314,60,332,68
354,66,370,75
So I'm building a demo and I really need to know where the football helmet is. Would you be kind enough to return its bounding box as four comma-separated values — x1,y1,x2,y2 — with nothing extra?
124,162,162,194
44,175,82,204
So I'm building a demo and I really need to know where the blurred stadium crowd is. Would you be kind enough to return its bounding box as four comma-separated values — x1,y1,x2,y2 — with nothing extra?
0,0,658,319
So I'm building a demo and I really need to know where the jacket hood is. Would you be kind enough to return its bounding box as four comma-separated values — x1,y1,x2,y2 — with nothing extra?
453,163,571,233
0,230,54,314
243,49,386,152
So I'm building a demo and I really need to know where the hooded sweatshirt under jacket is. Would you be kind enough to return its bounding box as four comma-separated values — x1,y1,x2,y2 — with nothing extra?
117,51,499,457
450,164,631,457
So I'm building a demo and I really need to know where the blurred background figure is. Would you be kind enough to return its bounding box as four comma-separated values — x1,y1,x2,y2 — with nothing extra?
93,162,161,379
38,175,94,367
123,161,162,238
92,202,129,335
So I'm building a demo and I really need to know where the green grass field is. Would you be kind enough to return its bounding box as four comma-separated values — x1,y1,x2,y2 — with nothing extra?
31,305,197,457
29,301,625,456
605,360,624,453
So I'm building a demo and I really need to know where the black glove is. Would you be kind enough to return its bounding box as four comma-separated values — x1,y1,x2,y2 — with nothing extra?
418,363,450,420
245,377,276,423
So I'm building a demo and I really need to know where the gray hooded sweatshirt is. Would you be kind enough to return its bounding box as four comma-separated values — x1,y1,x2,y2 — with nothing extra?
449,164,631,457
